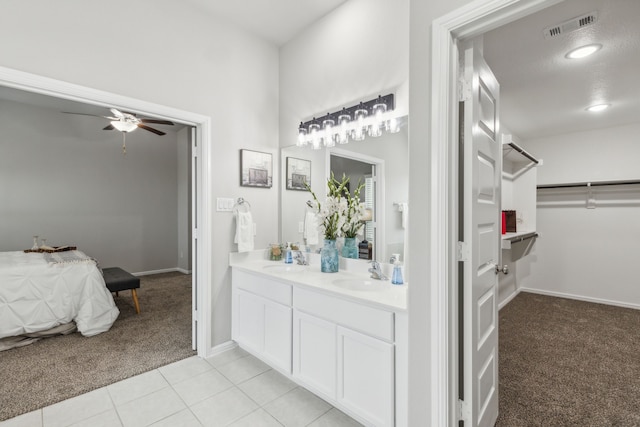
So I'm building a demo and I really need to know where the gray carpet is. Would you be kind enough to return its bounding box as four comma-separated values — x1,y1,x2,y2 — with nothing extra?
497,292,640,426
0,271,195,421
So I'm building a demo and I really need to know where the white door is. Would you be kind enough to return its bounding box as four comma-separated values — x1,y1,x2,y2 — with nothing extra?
460,42,501,427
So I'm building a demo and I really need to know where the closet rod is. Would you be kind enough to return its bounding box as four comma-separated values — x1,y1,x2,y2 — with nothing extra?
537,180,640,189
506,142,539,164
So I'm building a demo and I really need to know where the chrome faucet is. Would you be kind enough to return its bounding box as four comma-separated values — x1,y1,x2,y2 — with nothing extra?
293,251,309,265
368,260,388,280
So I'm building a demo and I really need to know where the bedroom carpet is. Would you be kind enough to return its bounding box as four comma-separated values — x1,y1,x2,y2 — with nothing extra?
496,292,640,426
0,271,195,421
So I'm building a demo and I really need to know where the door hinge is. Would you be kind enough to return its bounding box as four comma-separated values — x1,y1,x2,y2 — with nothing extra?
193,227,199,240
457,399,471,422
457,241,470,262
458,77,472,102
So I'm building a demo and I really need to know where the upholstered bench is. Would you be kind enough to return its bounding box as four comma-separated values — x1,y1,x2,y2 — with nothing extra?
102,267,140,314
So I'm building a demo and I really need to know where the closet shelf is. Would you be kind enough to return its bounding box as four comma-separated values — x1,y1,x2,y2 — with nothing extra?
503,140,539,165
501,231,538,249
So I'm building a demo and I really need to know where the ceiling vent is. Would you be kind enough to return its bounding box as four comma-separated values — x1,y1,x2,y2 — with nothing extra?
543,11,598,39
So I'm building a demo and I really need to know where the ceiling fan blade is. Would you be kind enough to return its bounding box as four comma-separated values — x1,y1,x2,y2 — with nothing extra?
140,119,174,126
138,124,166,136
110,108,125,119
62,111,111,119
103,124,115,131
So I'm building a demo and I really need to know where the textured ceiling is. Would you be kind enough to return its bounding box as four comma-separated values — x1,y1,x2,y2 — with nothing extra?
483,0,640,140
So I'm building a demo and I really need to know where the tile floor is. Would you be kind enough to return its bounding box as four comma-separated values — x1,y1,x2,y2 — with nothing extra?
0,347,363,427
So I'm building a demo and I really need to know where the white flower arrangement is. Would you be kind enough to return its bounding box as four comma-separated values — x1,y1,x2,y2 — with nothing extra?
306,173,365,240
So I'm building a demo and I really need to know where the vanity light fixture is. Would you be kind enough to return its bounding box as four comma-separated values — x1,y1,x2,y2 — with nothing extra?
565,43,602,59
297,94,396,148
586,103,610,112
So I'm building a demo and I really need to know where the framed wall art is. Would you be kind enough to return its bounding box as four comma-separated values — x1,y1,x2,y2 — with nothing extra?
286,157,311,191
240,149,272,188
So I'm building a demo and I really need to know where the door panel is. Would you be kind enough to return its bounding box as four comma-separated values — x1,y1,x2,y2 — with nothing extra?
461,42,501,427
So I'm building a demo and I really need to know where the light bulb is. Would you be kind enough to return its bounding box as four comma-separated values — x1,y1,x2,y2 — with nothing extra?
322,117,335,147
353,104,368,141
386,117,400,133
297,122,307,147
565,44,602,59
337,110,351,144
111,121,137,132
369,96,387,137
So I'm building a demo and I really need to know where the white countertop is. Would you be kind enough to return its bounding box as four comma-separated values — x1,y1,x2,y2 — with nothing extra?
229,250,407,312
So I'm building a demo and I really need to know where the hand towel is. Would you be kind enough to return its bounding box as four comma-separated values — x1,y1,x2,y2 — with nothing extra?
234,211,254,252
399,202,409,229
303,211,319,245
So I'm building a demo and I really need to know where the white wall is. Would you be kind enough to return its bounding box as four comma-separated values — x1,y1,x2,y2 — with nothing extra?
521,122,640,308
0,99,180,274
0,0,280,349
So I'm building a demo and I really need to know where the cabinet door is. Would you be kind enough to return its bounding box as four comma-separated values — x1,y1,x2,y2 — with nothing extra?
235,289,265,354
264,300,292,373
337,326,395,427
293,310,336,400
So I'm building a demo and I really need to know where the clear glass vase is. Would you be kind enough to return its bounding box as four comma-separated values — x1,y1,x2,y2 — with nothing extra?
342,237,358,259
320,239,339,273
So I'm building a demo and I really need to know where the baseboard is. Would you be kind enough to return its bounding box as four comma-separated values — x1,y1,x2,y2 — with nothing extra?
499,288,522,311
204,341,237,359
520,287,640,311
176,268,192,274
132,268,181,276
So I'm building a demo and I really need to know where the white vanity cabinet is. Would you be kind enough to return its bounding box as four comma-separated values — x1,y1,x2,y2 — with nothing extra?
293,287,395,427
231,264,405,427
232,270,292,373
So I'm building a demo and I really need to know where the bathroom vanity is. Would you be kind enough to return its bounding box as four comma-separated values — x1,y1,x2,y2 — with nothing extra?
230,251,408,427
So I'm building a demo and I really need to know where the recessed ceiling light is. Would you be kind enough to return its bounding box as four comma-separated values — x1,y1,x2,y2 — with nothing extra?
565,44,602,59
586,103,610,112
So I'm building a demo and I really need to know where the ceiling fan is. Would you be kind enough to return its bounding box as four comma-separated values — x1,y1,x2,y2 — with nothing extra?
64,108,174,136
63,108,175,155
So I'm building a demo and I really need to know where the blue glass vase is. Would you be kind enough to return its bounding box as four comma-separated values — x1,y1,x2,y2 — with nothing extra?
342,237,358,259
320,239,339,273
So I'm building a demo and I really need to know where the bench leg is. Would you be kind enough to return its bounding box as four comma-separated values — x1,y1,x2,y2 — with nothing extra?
131,289,141,314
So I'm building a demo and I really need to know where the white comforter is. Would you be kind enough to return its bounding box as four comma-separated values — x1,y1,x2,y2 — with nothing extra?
0,251,119,339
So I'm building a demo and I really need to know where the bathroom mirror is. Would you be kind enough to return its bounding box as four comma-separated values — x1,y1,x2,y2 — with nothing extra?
280,123,408,263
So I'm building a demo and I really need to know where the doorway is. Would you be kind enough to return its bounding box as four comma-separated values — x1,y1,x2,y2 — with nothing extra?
0,66,213,357
428,1,562,426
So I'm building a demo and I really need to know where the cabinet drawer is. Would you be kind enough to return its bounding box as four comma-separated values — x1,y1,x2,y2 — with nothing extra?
294,287,394,342
233,269,292,306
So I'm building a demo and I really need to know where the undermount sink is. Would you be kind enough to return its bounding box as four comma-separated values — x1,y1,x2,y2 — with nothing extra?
263,264,308,273
332,278,388,291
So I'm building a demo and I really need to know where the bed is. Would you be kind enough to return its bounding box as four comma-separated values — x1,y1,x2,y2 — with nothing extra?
0,250,120,346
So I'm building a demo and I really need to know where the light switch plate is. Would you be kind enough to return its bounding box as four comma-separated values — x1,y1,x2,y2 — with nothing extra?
216,197,235,212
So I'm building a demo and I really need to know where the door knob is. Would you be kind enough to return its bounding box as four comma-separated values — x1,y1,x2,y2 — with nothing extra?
495,264,509,275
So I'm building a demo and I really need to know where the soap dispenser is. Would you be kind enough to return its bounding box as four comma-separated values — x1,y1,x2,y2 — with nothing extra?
391,261,404,285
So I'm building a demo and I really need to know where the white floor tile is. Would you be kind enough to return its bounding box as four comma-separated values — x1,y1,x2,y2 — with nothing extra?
172,369,233,406
158,356,213,385
107,370,169,406
215,355,271,385
68,409,123,427
307,408,363,427
228,409,282,427
238,369,297,406
0,410,42,427
149,409,202,427
206,347,249,369
190,387,258,427
43,388,113,427
116,387,185,427
263,387,331,427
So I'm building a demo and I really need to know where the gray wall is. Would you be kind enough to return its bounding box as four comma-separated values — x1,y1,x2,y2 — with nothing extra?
0,99,182,274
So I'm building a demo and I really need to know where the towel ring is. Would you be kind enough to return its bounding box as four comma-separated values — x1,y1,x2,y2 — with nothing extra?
233,197,251,213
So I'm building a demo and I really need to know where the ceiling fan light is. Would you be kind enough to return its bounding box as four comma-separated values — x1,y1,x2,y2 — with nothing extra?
111,121,138,132
586,103,610,113
565,44,602,59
